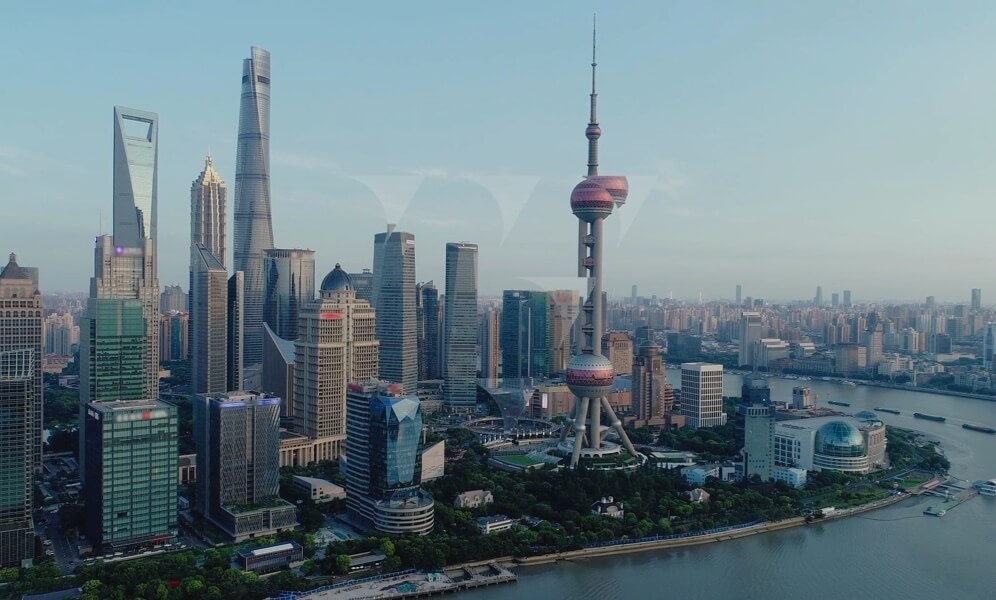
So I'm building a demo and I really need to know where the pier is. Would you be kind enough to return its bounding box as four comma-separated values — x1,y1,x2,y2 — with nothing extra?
276,562,516,600
923,479,979,516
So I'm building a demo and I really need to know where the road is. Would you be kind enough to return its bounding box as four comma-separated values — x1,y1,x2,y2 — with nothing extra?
45,512,79,575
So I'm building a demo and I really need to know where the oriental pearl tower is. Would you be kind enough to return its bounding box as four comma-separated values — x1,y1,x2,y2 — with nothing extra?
560,19,640,468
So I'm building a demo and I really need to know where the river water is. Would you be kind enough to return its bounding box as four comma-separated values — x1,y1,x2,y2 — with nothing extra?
464,372,996,599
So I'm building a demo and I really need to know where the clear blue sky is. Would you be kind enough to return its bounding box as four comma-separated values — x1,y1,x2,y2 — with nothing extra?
3,1,996,302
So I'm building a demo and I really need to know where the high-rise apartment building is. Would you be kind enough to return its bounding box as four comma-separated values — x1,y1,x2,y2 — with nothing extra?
843,290,852,308
233,47,274,367
190,155,227,269
373,229,417,393
831,292,840,309
500,290,550,382
814,286,823,307
43,312,79,357
0,254,42,567
345,381,434,535
680,362,726,428
972,288,982,312
158,311,188,361
478,309,500,382
739,375,774,481
416,282,440,381
194,391,296,541
84,399,177,552
160,285,187,314
263,249,315,341
735,284,742,306
549,290,579,374
292,265,379,461
191,245,229,395
443,243,478,412
601,331,633,375
632,340,666,424
738,312,762,368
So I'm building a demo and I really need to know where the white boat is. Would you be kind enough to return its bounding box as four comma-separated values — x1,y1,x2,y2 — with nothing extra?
976,479,996,496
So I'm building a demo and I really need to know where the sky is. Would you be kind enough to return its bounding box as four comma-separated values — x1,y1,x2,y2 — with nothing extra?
3,1,996,303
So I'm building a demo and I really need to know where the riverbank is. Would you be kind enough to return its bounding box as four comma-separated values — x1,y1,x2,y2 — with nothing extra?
859,380,996,403
514,490,912,567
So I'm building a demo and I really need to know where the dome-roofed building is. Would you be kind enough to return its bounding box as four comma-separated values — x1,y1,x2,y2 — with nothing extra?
320,263,352,294
853,410,880,422
815,421,866,457
775,416,887,474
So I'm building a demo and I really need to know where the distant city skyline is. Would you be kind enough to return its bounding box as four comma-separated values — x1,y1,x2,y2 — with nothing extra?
5,3,996,301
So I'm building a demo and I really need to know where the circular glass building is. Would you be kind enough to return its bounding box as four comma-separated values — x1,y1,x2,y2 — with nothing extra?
813,420,869,472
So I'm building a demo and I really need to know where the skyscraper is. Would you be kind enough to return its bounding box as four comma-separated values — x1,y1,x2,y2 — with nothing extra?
84,399,178,553
373,229,417,393
601,331,633,375
159,311,188,361
560,22,638,468
735,284,742,306
443,243,478,412
738,312,762,368
348,269,374,304
44,312,78,357
972,288,982,312
632,340,666,425
345,381,434,535
739,375,774,481
263,248,316,341
843,290,852,308
113,106,158,252
549,289,579,374
190,244,229,395
233,46,274,366
292,265,379,461
194,391,296,541
680,362,726,428
416,282,440,381
500,290,550,381
814,286,823,307
831,292,840,309
0,253,41,567
227,272,245,391
191,155,227,269
160,285,187,314
479,309,500,382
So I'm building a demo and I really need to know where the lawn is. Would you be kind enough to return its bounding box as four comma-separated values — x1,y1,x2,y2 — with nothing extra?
495,455,542,467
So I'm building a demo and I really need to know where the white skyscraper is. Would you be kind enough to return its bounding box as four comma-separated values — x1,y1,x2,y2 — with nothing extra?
680,362,726,428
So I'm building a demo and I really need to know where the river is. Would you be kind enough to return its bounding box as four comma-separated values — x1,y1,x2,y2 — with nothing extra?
464,372,996,599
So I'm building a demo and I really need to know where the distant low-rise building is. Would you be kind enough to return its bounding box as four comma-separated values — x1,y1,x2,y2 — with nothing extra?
591,496,624,519
476,515,515,534
454,489,494,509
238,542,304,573
773,467,808,488
688,488,711,504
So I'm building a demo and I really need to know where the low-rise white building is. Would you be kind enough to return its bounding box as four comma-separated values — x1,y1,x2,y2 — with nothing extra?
682,465,719,486
591,496,624,519
292,476,346,503
476,515,515,534
773,467,808,488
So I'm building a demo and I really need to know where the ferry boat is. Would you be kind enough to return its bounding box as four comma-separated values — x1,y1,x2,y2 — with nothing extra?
875,407,901,415
976,479,996,496
961,423,996,434
827,401,851,407
842,380,858,387
913,412,946,423
923,507,946,517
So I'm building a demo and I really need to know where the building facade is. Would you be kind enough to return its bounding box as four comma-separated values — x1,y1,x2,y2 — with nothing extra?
233,46,274,367
160,285,187,315
190,155,227,269
739,375,774,481
602,332,633,375
443,243,478,412
190,244,229,395
478,309,500,382
679,362,726,428
416,281,440,381
500,290,550,382
549,290,579,374
194,391,296,541
227,272,245,390
345,381,434,535
0,254,41,566
263,248,316,341
292,264,379,461
738,312,762,367
373,230,418,393
84,400,178,552
632,340,667,424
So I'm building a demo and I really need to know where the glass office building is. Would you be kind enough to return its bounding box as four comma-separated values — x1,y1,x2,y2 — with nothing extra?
81,299,147,403
500,290,551,382
84,400,178,552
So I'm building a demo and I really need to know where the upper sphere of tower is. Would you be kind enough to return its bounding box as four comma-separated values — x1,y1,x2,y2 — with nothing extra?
585,124,602,140
586,175,628,207
570,179,614,222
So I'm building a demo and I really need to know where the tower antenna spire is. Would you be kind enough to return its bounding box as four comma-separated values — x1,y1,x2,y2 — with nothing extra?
585,13,601,177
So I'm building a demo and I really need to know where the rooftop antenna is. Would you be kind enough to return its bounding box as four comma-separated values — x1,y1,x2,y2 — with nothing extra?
586,13,600,177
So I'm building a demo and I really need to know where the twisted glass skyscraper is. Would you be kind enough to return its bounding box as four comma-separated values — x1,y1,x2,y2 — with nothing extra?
234,46,274,366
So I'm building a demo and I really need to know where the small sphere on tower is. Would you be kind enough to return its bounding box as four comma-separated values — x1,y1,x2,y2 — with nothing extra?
586,175,629,207
585,124,602,139
570,179,614,222
566,353,615,398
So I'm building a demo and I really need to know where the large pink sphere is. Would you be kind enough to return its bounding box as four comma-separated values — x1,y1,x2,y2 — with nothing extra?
566,353,615,398
570,180,614,222
587,175,629,207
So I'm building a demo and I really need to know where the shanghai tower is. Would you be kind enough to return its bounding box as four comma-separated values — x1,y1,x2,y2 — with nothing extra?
233,46,274,366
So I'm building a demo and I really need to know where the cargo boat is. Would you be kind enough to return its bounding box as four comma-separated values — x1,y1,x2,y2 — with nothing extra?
913,412,945,422
874,407,901,415
962,423,996,434
827,401,851,407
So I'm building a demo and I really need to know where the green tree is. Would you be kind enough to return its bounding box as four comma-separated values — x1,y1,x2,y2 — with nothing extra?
335,554,351,575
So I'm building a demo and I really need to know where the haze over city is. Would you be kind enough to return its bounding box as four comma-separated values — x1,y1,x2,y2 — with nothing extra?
4,1,996,301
